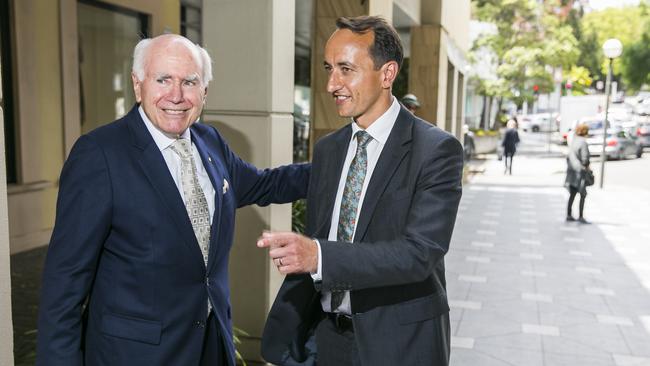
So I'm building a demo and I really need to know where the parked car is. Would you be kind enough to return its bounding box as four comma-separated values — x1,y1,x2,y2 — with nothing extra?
635,99,650,116
633,91,650,104
565,117,605,145
636,121,650,148
586,128,643,160
518,113,559,133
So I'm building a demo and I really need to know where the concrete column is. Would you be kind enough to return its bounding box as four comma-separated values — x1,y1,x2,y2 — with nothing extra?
368,0,393,20
201,0,295,362
311,0,368,144
0,109,15,365
310,0,397,144
409,25,442,126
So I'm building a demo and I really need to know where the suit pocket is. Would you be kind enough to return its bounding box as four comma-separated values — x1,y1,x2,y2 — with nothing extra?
100,311,162,345
397,293,449,325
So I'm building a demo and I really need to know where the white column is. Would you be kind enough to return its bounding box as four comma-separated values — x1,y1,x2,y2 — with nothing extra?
0,109,15,365
368,0,393,20
201,0,295,362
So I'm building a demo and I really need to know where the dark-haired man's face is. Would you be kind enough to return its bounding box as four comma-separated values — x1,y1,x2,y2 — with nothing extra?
324,29,394,128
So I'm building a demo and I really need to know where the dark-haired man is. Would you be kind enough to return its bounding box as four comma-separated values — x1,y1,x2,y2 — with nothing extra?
259,16,463,366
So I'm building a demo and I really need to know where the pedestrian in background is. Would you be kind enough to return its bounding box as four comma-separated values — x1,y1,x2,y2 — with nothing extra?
502,119,520,175
401,93,420,114
565,123,591,223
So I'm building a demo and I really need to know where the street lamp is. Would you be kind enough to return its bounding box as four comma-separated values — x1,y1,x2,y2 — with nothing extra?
599,38,623,188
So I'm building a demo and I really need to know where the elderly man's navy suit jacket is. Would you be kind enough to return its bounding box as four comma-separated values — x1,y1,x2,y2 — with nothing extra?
36,106,309,365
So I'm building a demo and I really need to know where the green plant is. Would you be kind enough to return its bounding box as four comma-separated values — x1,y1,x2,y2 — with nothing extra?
292,199,307,234
233,326,250,366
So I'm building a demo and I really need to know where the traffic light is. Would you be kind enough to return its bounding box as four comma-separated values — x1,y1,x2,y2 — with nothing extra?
533,84,539,95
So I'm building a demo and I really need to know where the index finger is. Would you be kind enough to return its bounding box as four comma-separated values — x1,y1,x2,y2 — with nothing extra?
256,231,298,248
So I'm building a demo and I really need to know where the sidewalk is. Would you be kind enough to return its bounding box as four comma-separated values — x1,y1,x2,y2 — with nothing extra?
448,153,650,365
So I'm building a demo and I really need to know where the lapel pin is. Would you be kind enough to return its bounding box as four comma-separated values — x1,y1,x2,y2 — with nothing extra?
223,179,229,195
208,156,213,163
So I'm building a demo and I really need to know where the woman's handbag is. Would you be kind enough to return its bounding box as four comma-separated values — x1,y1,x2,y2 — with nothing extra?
583,168,595,186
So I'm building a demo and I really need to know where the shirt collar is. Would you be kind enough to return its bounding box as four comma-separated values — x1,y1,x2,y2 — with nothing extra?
350,96,400,146
138,106,192,151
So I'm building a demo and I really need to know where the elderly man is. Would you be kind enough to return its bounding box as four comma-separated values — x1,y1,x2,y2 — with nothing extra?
259,16,463,366
36,34,309,366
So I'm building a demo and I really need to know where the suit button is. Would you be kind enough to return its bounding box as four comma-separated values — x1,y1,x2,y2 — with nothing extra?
195,321,205,328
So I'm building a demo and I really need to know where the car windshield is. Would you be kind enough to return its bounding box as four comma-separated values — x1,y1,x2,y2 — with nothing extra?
582,120,604,130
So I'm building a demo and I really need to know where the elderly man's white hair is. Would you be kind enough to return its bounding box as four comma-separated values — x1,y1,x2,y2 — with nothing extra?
132,34,213,87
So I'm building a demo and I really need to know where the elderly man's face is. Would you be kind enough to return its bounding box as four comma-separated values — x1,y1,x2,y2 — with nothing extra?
132,40,206,137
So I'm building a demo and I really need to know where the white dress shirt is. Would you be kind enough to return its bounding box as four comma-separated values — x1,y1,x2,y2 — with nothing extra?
139,107,216,222
312,97,400,314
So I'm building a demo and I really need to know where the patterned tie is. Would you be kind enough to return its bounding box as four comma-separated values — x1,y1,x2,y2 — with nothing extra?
331,130,373,311
169,139,211,265
170,139,212,313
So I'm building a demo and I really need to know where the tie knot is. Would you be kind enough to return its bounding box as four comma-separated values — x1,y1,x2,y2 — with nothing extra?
170,139,192,159
355,130,372,149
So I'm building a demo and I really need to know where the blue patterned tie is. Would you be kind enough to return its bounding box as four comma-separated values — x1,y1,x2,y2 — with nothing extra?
331,130,372,311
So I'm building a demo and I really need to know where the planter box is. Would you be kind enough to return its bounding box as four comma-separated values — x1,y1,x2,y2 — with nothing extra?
473,134,499,154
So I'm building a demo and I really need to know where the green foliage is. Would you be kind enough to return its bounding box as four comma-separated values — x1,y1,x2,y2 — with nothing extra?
393,58,410,102
470,0,578,105
581,5,648,78
565,66,592,95
621,21,650,90
233,327,250,366
470,128,499,137
292,199,307,234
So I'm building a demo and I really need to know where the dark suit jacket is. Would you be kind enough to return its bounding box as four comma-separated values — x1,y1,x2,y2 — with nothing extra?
261,106,464,365
36,106,309,366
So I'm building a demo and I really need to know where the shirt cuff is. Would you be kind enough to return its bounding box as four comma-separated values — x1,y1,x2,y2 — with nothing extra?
310,239,322,281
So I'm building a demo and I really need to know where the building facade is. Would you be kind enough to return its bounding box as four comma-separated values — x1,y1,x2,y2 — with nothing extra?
0,0,469,363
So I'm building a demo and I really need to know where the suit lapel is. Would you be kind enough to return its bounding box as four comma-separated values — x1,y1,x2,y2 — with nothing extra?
126,108,205,268
191,127,224,272
314,126,352,238
354,107,413,242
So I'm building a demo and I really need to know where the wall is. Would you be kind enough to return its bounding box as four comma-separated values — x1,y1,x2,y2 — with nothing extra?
0,107,14,366
202,0,295,361
8,0,180,254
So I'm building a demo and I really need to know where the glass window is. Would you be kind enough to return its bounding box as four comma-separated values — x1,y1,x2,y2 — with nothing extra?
1,0,16,183
181,0,202,44
294,0,312,163
77,0,147,134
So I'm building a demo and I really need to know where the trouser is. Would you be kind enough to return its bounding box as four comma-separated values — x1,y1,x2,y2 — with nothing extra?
200,312,228,366
504,152,514,174
567,186,586,218
315,314,361,366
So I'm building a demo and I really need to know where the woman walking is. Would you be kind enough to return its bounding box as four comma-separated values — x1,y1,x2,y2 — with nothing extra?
502,119,520,175
565,123,591,223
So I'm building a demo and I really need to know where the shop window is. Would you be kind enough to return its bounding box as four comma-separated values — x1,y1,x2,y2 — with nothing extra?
181,0,202,44
1,0,16,183
77,0,148,133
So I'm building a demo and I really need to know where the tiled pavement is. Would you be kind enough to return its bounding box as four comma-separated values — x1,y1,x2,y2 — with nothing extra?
11,142,650,366
448,153,650,366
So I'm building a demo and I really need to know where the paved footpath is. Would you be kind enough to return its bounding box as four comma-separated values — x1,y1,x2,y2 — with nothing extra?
448,152,650,366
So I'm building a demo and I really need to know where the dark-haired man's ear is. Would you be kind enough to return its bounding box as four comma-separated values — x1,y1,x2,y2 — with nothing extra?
381,61,399,89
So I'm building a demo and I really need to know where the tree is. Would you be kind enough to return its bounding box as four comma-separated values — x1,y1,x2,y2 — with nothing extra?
565,66,592,95
470,0,578,126
621,22,650,90
566,7,602,82
581,4,647,83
